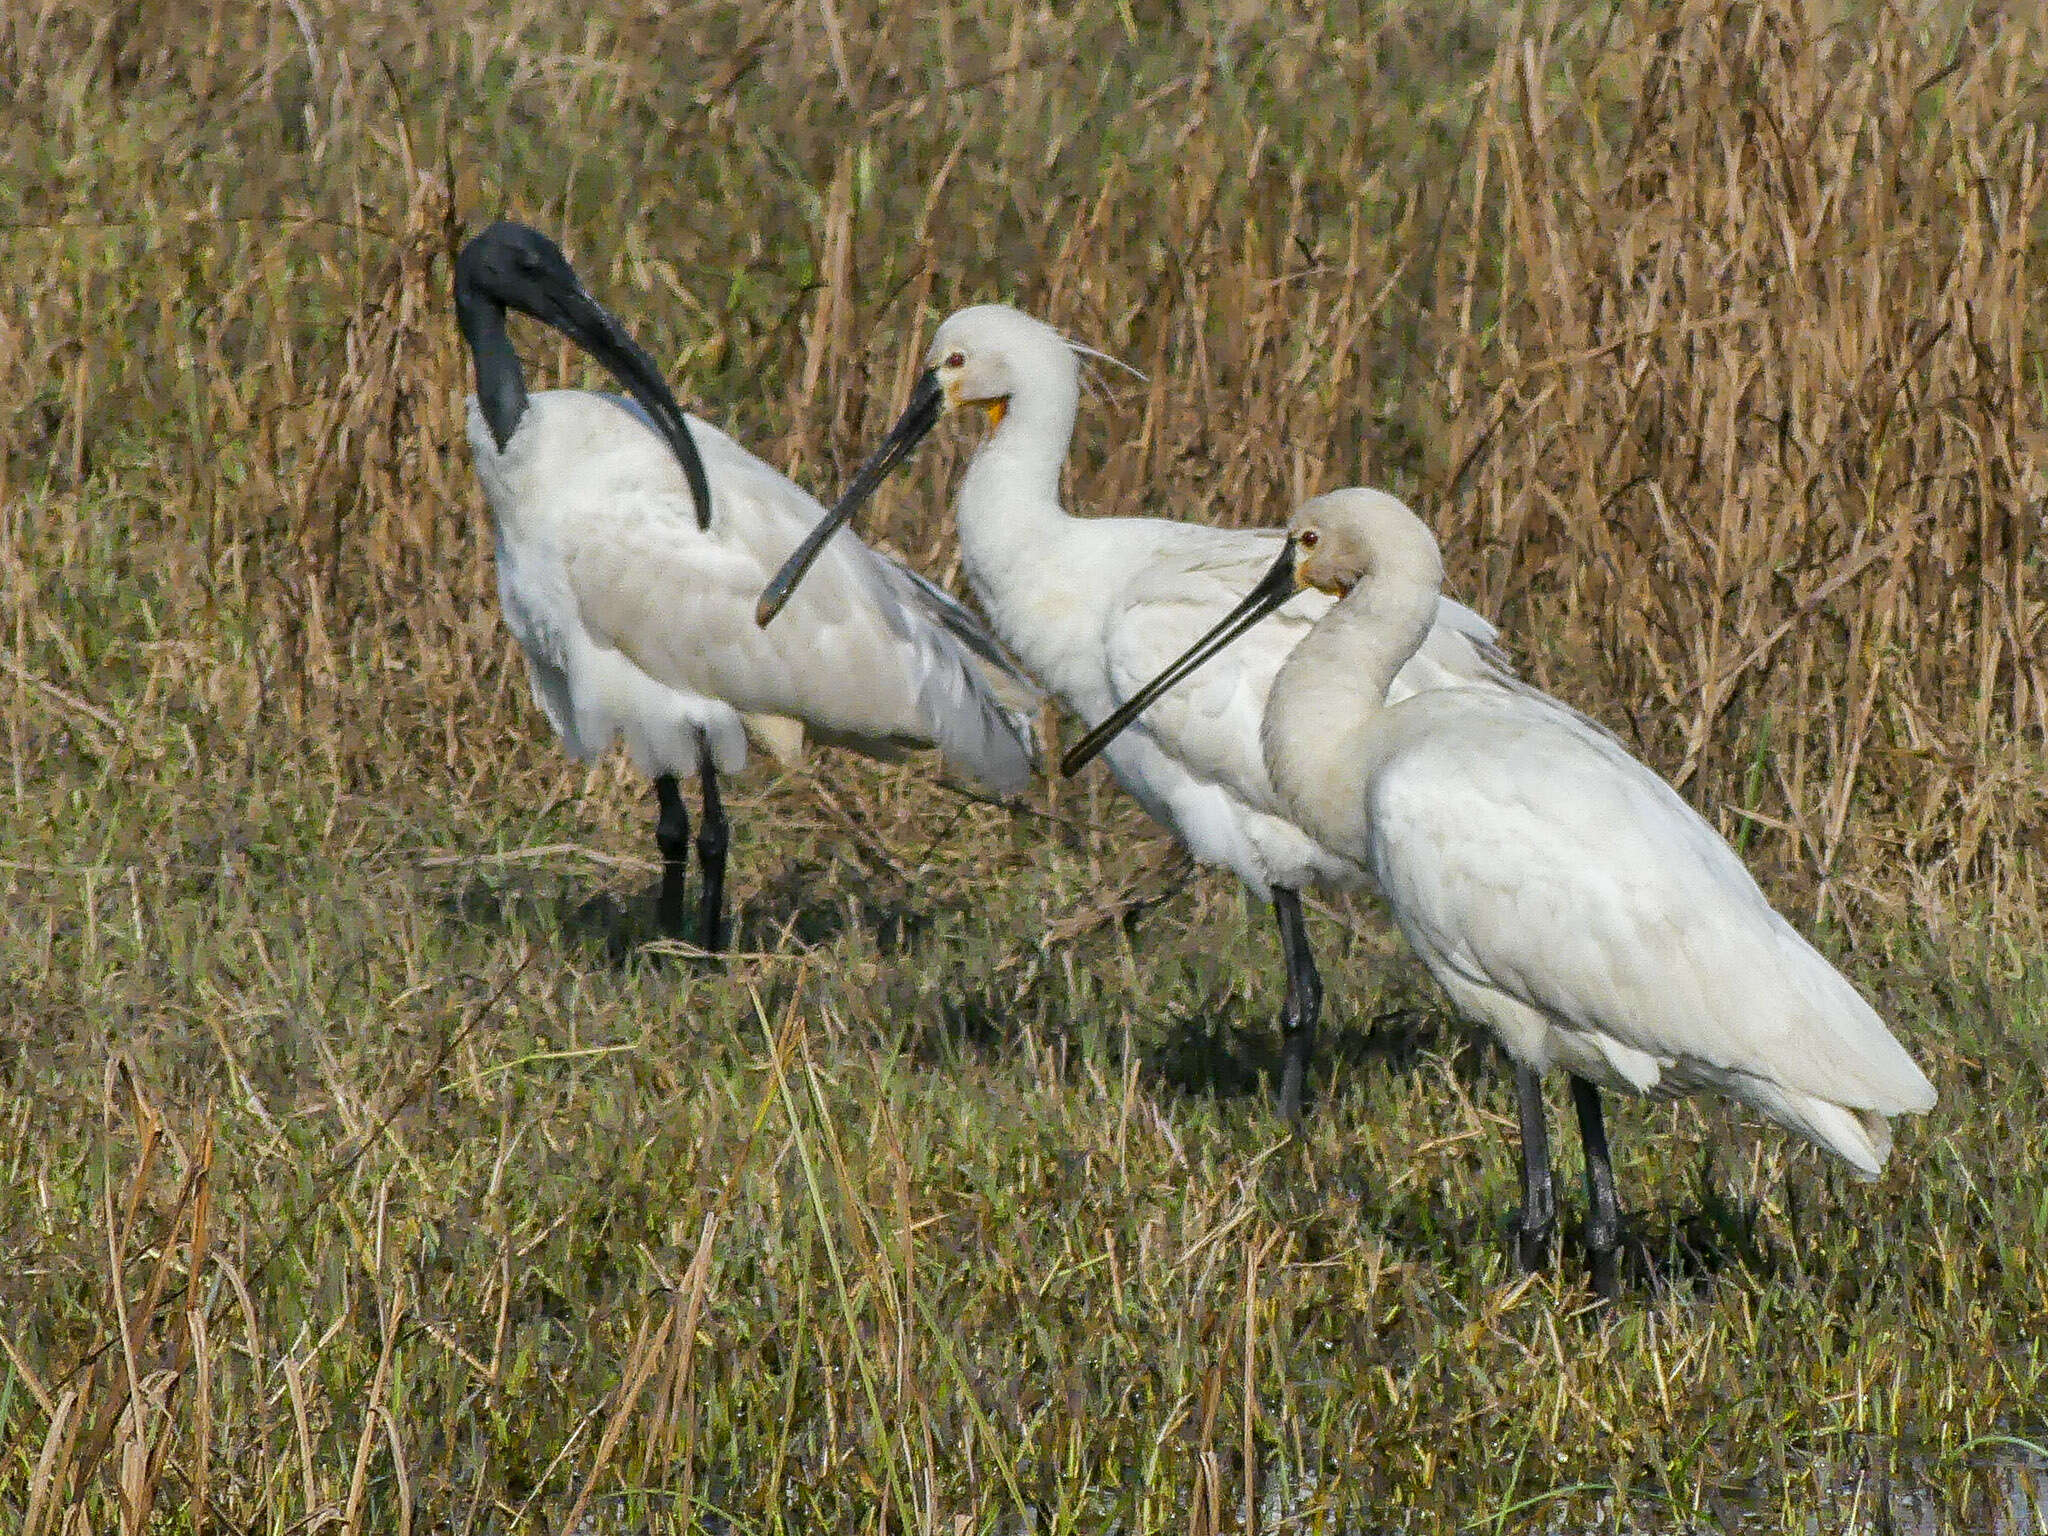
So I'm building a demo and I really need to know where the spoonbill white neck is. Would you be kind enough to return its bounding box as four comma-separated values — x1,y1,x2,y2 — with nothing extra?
947,305,1082,518
753,302,1088,629
1260,490,1447,851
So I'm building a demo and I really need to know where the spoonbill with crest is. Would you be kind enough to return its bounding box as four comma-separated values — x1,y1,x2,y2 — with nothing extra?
757,305,1509,1121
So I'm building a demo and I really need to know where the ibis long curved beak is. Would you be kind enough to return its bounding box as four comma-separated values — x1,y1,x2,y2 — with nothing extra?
1061,539,1298,777
545,282,716,533
756,368,947,627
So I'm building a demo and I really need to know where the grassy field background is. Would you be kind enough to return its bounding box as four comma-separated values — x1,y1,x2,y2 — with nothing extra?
5,0,2047,1529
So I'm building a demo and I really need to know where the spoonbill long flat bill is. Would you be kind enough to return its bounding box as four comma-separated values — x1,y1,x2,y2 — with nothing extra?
455,223,1038,951
758,304,1511,1123
1065,489,1937,1296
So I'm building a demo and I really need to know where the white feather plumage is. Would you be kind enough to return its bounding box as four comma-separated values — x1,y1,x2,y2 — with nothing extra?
469,391,1038,795
1251,489,1936,1174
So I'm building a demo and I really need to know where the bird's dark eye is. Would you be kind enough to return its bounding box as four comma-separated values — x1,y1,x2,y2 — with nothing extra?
944,350,966,369
1298,528,1320,550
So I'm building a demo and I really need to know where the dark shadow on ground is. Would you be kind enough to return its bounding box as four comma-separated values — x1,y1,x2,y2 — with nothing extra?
1143,991,1276,1102
731,861,935,957
440,861,1788,1301
1293,1139,1785,1301
1141,995,1493,1111
435,858,935,967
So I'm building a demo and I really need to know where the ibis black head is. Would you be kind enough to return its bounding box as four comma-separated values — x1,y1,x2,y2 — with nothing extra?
454,220,713,529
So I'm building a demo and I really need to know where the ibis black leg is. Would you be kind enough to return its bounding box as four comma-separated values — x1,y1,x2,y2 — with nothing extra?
694,753,729,955
1570,1075,1622,1299
1271,888,1323,1131
654,773,691,938
1514,1064,1557,1274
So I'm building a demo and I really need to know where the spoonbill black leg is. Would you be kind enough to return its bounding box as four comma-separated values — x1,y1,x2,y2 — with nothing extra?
1514,1065,1557,1274
1571,1074,1623,1299
654,774,691,938
1272,888,1322,1130
694,752,729,954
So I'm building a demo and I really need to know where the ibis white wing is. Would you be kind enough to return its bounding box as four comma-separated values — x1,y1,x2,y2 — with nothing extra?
475,393,1037,793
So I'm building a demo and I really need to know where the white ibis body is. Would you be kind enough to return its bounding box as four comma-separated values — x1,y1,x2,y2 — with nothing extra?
455,224,1037,950
1065,489,1937,1295
759,305,1510,1120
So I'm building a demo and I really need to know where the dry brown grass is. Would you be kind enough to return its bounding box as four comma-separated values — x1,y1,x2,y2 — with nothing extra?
1436,0,2048,937
5,0,2047,1530
10,0,2038,929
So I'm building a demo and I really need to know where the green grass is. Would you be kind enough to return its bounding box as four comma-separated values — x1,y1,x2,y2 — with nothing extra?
6,581,2046,1527
6,0,2048,1529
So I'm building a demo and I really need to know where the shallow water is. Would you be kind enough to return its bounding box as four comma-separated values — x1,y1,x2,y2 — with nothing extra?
1236,1436,2048,1535
1690,1442,2048,1536
1530,1440,2048,1536
559,1437,2048,1533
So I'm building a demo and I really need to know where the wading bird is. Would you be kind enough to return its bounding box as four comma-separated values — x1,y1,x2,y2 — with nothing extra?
1065,488,1937,1296
757,305,1508,1122
455,224,1037,951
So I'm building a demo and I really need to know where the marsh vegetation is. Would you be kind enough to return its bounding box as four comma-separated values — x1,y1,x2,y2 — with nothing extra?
4,0,2046,1529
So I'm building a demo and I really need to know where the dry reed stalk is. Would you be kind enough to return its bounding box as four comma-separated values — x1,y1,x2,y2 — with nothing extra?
555,1298,676,1536
1432,0,2045,930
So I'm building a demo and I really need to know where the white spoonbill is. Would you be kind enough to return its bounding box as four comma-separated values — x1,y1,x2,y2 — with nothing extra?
1065,488,1937,1296
758,304,1509,1122
454,223,1037,951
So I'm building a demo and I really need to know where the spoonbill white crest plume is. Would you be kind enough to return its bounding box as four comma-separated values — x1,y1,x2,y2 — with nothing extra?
454,224,1038,951
1065,488,1937,1296
758,304,1510,1123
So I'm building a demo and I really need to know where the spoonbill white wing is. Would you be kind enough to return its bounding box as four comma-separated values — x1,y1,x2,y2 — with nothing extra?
1101,527,1334,819
1406,594,1517,695
1365,689,1935,1174
1103,525,1513,814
